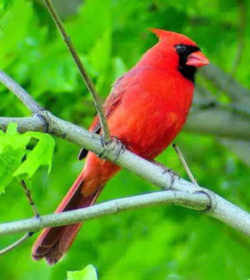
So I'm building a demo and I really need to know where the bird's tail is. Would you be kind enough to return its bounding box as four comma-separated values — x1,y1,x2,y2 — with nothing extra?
32,173,102,265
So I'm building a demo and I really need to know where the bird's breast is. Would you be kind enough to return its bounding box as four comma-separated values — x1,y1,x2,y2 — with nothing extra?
107,68,194,159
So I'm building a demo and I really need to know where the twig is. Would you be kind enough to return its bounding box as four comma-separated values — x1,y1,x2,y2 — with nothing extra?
0,191,210,235
172,144,199,187
43,0,111,143
21,180,40,218
0,188,250,237
0,71,42,114
0,232,33,256
0,181,41,256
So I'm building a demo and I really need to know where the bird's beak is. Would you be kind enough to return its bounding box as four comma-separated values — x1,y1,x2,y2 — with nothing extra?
186,51,209,68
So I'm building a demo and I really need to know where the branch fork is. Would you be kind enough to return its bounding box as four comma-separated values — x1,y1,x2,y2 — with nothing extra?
0,71,250,241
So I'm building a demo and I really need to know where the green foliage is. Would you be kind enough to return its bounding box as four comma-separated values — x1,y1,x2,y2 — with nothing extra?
14,131,55,178
0,0,250,280
0,123,55,193
67,265,98,280
1,0,14,10
0,123,30,193
0,0,33,69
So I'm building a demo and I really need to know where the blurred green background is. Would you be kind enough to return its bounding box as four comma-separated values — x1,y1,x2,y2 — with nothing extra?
0,0,250,279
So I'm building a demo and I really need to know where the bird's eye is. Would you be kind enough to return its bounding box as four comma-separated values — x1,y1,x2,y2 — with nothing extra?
175,44,188,54
175,44,200,56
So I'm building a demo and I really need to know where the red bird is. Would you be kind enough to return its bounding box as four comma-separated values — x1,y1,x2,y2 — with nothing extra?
32,29,209,264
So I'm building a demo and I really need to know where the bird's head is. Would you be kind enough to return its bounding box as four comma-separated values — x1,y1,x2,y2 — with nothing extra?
149,28,209,82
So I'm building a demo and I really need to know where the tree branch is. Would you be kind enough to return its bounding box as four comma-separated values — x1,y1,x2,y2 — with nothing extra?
0,110,250,235
0,191,209,235
0,232,33,255
43,0,110,142
0,189,249,237
0,70,250,237
0,71,42,114
1,106,250,141
194,87,250,118
193,87,250,167
219,138,250,167
0,180,41,256
0,117,45,132
20,180,40,218
200,64,250,101
185,107,250,140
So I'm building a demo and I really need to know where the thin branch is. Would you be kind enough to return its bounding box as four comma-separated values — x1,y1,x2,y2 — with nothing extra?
0,71,42,114
172,144,198,187
185,107,250,140
0,232,33,256
0,110,250,235
200,64,250,102
0,189,249,237
2,104,250,141
43,0,111,143
229,103,250,118
0,191,211,235
0,71,250,236
1,64,250,140
219,138,250,167
0,116,46,133
21,180,40,218
0,181,41,256
194,87,250,118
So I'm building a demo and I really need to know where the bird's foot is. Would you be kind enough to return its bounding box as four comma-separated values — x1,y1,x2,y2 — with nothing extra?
98,136,125,162
151,161,180,189
161,166,180,189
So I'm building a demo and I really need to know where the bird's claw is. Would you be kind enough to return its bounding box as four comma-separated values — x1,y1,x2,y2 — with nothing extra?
162,167,179,189
98,136,125,162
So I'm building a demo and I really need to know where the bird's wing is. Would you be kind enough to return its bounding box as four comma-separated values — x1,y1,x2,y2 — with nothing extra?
78,74,127,160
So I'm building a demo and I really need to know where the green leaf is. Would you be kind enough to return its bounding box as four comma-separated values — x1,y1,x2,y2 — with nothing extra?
0,124,55,193
6,122,18,135
0,124,30,193
0,145,25,194
67,265,98,280
89,29,111,74
14,132,55,178
2,0,14,9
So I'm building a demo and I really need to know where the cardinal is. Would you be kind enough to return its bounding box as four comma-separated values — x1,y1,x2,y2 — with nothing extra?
32,28,209,264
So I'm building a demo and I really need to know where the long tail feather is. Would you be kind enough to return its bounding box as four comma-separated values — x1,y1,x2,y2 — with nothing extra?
32,174,102,265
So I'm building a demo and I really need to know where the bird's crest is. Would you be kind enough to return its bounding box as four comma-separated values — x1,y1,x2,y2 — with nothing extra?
149,28,171,41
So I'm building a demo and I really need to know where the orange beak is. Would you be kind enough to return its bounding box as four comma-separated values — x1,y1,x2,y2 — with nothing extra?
186,51,209,68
